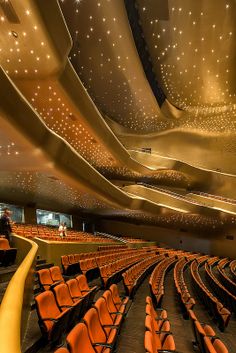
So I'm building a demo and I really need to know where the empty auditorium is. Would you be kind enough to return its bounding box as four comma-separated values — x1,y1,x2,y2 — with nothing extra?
0,1,236,352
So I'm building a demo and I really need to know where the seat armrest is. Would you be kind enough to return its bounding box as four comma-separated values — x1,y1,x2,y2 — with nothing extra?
49,281,63,289
93,343,113,348
103,324,119,329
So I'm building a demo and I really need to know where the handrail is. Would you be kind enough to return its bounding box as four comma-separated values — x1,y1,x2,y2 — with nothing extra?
95,232,127,243
0,235,38,353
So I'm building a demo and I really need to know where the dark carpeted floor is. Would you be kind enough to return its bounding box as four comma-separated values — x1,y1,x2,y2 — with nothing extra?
116,269,194,353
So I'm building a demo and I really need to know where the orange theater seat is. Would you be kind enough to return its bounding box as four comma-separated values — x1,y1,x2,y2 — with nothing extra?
188,310,216,352
146,296,168,321
144,330,176,353
76,274,98,302
145,313,170,333
83,308,116,352
38,269,55,291
66,278,90,315
0,238,17,266
204,336,228,353
66,322,111,353
109,284,129,311
50,266,65,283
35,290,71,346
53,283,83,326
102,290,125,321
94,297,122,335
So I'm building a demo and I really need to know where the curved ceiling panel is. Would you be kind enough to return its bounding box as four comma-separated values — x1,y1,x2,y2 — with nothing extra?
136,0,236,111
1,0,236,231
59,0,171,134
0,66,204,219
0,0,209,189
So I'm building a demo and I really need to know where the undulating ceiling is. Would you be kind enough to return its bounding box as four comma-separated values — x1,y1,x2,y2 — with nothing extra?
0,0,236,233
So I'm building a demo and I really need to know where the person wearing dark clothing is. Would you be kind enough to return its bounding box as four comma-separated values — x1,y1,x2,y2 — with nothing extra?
0,208,13,242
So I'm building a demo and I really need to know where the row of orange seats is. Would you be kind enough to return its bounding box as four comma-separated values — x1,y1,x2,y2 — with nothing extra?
97,245,128,251
120,236,148,243
61,249,137,275
12,224,116,243
174,257,196,318
217,259,236,296
144,296,176,352
229,259,236,280
149,256,177,307
122,254,161,298
62,247,155,276
35,272,98,346
54,284,129,353
190,258,231,331
205,260,236,314
99,251,155,288
189,310,228,353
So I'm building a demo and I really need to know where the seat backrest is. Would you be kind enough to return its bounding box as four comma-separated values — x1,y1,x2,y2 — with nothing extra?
67,323,96,353
38,269,53,290
53,283,74,310
68,255,75,264
213,339,228,353
94,297,113,334
67,279,83,298
102,290,117,314
188,309,198,321
61,256,69,266
162,333,176,351
204,336,226,353
194,320,207,352
76,274,89,291
83,308,107,349
109,284,121,305
0,238,10,249
50,266,64,282
35,291,61,331
144,330,157,353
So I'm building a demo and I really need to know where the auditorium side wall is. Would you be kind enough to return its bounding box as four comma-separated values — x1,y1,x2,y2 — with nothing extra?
99,220,236,258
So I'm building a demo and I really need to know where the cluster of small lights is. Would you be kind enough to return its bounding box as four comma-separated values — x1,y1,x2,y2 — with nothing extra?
99,166,192,188
0,171,112,210
136,0,236,131
0,3,164,176
0,142,19,156
111,211,236,230
0,6,123,171
16,81,116,169
2,0,236,223
59,0,168,133
0,8,53,78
